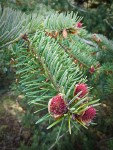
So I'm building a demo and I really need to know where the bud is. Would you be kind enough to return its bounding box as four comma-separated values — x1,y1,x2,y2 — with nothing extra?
74,59,78,64
89,65,95,74
48,94,67,119
21,33,29,41
92,34,102,43
76,22,82,28
53,31,59,38
96,63,100,68
80,64,83,68
62,29,68,38
81,106,96,124
74,83,88,98
69,28,78,35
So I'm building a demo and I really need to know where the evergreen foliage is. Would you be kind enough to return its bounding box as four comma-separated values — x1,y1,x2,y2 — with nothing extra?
0,6,29,49
0,4,113,149
0,6,99,132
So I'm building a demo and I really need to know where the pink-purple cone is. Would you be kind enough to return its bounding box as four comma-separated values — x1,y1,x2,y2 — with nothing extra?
74,83,88,98
48,94,67,119
81,106,96,124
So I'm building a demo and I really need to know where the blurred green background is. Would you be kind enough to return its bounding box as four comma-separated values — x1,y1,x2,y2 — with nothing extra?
1,0,113,38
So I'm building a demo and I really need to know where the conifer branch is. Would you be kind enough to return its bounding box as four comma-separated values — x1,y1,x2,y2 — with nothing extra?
35,51,60,92
8,10,100,135
0,36,21,49
58,41,89,68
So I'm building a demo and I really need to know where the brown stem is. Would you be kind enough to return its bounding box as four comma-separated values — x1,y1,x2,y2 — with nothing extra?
58,42,89,68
